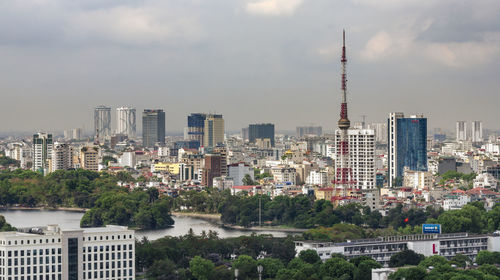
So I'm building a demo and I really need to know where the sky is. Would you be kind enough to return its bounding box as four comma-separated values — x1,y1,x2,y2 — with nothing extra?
0,0,499,135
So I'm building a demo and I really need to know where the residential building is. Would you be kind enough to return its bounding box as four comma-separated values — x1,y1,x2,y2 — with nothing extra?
203,114,224,148
94,105,111,141
442,194,470,211
296,126,322,138
0,224,135,280
271,167,296,185
202,154,221,187
119,151,136,168
486,165,500,181
403,168,432,190
295,232,500,266
306,170,328,186
228,163,254,186
186,113,207,146
471,121,483,143
335,128,376,189
388,113,427,187
456,121,467,141
241,127,249,141
368,123,388,144
80,146,99,171
213,145,228,176
116,107,136,139
142,109,165,147
32,133,53,173
474,173,497,189
51,142,71,172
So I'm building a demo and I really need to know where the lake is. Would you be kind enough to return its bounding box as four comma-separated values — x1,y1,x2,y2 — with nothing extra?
0,209,294,240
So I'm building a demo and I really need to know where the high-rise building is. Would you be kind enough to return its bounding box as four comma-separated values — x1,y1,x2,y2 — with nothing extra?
202,154,221,187
249,123,275,147
0,224,135,280
94,105,111,141
186,113,207,146
51,142,71,172
80,146,99,171
388,113,427,187
32,133,53,173
471,121,483,143
228,163,254,186
117,107,136,138
142,109,166,147
335,128,376,189
296,126,323,138
456,121,467,141
213,145,228,176
241,127,249,141
203,114,224,148
368,123,388,144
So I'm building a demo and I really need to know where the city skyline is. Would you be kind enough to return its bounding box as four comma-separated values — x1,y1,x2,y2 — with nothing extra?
0,0,499,133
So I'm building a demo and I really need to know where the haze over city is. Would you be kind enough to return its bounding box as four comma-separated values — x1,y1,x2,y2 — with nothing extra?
1,0,499,133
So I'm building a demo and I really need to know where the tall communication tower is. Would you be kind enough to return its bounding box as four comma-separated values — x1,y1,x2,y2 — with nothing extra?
334,30,354,194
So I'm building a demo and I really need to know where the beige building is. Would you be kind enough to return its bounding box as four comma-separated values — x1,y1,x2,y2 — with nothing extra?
80,146,99,171
203,114,224,148
403,168,433,190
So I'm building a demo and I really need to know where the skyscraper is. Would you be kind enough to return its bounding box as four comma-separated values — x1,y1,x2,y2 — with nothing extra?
335,128,376,189
456,121,467,141
94,105,111,141
142,109,166,147
186,113,207,146
80,146,99,171
388,113,427,187
203,114,224,148
202,154,221,187
248,123,275,147
368,123,388,144
471,121,483,143
32,132,53,173
296,126,323,138
116,107,136,138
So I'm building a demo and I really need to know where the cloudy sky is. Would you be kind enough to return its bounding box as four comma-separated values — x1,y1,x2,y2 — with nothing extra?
0,0,499,135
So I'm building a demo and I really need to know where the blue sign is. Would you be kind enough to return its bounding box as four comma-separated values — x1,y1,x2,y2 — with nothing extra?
422,224,441,234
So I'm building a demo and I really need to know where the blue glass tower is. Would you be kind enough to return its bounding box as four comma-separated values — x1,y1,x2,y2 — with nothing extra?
187,113,207,146
388,113,427,187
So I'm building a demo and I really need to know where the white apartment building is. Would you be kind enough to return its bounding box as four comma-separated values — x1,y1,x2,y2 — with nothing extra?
51,143,71,172
471,121,483,143
118,152,136,168
335,128,376,189
116,107,136,139
0,224,134,280
403,168,433,190
33,133,53,173
228,163,254,186
442,194,470,211
474,173,497,189
456,121,467,141
271,167,297,185
305,170,328,186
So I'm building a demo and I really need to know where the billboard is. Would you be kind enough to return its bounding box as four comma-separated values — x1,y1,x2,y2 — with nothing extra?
422,224,441,234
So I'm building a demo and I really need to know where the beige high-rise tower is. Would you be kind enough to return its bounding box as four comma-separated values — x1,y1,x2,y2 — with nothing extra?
203,114,224,148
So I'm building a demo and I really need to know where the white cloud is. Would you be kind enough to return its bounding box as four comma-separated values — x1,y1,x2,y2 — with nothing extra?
245,0,304,16
424,41,500,68
65,5,204,46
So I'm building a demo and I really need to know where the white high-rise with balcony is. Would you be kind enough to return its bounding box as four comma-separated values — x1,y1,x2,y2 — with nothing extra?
456,121,467,141
116,107,136,139
51,142,71,172
471,121,483,143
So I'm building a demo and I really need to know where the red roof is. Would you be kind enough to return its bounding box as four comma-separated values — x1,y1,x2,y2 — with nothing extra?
233,185,260,190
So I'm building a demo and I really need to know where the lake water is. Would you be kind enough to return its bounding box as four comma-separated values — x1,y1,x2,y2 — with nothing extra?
0,209,293,240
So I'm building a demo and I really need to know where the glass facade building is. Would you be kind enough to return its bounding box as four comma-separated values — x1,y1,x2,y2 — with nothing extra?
187,113,207,146
249,123,275,147
142,109,165,147
388,113,427,186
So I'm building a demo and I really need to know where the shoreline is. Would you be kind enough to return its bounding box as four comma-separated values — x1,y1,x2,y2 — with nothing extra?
0,206,88,213
171,211,306,233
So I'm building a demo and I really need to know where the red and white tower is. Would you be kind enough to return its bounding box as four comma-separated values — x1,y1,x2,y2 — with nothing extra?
334,30,353,194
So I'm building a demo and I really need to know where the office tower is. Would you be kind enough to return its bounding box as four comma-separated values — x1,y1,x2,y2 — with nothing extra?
117,107,136,138
456,121,467,141
334,30,353,193
202,154,221,187
142,109,166,147
94,105,111,141
80,146,99,171
296,126,323,138
388,113,427,187
368,123,388,144
51,142,71,172
241,127,249,141
335,128,376,189
0,224,134,280
203,114,224,148
186,113,207,146
32,132,53,173
249,123,275,147
471,121,483,143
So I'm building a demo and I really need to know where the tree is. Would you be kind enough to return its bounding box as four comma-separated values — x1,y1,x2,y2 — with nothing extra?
319,257,355,279
418,255,449,269
242,174,255,186
389,250,425,267
257,258,285,279
389,266,427,280
450,254,471,268
354,259,382,280
233,255,257,280
190,256,215,280
476,251,497,265
146,258,177,280
298,249,321,264
479,264,500,278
